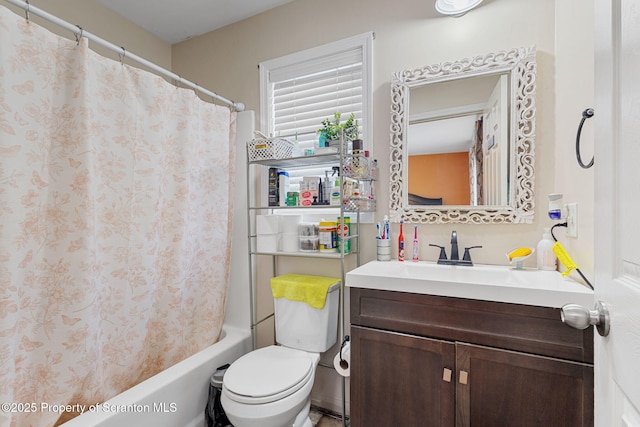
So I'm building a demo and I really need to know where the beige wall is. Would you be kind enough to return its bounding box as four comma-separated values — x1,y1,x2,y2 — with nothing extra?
554,0,595,279
173,0,595,272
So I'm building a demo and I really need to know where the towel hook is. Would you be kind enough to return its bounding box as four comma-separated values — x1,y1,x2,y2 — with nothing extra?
576,108,594,169
210,91,222,107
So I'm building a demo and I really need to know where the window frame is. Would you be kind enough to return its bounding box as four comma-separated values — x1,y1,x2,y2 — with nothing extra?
259,32,374,153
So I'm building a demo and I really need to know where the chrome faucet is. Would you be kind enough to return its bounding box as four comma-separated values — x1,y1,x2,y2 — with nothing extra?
429,230,482,266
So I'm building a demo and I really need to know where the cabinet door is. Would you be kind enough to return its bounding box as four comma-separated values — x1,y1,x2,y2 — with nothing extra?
350,325,455,427
456,343,593,427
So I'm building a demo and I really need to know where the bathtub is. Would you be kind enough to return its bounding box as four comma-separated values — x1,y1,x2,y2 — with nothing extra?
61,325,252,427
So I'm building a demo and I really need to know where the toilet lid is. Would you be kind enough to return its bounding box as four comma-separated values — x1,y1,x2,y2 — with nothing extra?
223,346,314,404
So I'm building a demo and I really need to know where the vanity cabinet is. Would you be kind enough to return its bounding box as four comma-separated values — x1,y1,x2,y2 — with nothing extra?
350,288,594,427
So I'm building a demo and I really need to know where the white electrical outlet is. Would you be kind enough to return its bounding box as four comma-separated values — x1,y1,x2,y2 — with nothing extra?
566,203,578,237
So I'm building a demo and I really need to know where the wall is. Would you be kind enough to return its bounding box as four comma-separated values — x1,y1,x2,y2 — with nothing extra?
554,0,595,279
409,152,470,205
3,0,171,69
173,0,593,270
172,0,595,414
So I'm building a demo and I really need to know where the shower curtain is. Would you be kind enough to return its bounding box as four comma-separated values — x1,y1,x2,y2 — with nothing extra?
0,6,236,427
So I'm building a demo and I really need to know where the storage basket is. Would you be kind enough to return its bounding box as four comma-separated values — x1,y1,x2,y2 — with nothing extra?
247,138,294,161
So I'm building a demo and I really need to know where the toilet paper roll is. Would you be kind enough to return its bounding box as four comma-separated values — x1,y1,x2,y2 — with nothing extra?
281,232,299,252
256,233,279,252
279,215,302,234
256,215,279,234
333,342,351,377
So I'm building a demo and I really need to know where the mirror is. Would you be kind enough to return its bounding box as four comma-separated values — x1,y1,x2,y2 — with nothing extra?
389,46,537,224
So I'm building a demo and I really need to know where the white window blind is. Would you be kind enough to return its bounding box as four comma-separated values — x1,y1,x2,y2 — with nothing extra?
260,33,373,154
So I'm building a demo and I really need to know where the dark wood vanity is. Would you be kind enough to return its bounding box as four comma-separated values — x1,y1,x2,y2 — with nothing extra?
350,287,594,427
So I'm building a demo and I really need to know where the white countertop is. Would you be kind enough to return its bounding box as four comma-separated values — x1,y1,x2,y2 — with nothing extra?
346,260,594,308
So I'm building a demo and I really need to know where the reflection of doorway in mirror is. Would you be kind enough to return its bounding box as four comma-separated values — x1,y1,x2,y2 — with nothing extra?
482,75,509,205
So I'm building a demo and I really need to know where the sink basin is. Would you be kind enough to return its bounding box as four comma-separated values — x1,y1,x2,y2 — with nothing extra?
346,261,594,308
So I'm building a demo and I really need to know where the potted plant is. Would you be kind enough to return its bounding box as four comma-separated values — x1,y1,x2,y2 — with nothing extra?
317,112,359,147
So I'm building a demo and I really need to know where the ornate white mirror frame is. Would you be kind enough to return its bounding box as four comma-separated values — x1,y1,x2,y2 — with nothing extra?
389,46,537,224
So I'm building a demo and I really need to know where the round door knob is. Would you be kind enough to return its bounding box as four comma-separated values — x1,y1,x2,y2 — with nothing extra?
561,301,610,336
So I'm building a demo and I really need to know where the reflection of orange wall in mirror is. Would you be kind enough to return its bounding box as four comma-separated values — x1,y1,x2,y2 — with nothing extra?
408,152,470,205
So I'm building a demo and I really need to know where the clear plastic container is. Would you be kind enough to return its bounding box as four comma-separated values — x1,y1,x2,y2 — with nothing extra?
537,228,557,270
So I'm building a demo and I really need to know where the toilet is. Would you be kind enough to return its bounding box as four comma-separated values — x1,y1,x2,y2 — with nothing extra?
221,280,340,427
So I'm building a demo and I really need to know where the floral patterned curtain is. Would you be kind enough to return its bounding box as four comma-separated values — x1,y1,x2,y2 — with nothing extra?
0,6,236,426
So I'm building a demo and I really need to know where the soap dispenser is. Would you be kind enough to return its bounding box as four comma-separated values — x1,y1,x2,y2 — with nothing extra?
537,228,557,270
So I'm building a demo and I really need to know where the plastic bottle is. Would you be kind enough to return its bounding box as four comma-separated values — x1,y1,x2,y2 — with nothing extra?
324,171,331,205
278,171,289,206
330,179,341,206
398,220,405,262
319,220,338,253
352,139,364,177
537,228,557,270
337,216,351,254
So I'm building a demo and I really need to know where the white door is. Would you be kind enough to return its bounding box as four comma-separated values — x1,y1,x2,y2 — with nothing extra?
593,0,640,425
482,74,508,205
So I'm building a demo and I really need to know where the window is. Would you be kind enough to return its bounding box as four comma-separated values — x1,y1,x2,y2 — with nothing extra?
258,33,374,221
259,33,373,153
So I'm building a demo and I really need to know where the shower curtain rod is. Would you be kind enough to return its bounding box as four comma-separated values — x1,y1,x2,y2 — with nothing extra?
3,0,245,112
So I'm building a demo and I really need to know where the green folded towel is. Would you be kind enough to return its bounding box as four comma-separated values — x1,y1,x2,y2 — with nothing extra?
270,274,341,309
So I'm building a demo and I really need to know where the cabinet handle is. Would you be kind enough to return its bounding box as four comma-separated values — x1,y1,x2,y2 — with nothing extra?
459,370,469,385
442,368,452,383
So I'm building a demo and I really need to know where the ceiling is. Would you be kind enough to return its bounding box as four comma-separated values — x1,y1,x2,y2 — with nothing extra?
409,114,481,155
94,0,297,44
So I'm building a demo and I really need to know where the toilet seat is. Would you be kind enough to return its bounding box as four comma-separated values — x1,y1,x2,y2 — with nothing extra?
223,346,315,405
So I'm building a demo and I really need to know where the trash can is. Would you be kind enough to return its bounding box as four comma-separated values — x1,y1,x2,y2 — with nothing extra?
204,364,232,427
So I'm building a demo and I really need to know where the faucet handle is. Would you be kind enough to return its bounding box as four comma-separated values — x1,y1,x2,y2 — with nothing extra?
462,246,483,262
429,244,448,262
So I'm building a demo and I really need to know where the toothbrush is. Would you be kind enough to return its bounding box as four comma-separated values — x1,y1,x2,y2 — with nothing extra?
398,220,405,262
383,215,390,240
412,224,419,262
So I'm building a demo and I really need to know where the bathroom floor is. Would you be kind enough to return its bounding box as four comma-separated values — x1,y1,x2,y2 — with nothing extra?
309,407,346,427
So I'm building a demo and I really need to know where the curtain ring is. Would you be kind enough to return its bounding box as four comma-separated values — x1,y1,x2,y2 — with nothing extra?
209,90,221,106
25,0,30,22
118,47,126,65
74,25,83,45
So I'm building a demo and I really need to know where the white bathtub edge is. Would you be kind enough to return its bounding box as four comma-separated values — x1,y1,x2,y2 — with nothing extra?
61,325,251,427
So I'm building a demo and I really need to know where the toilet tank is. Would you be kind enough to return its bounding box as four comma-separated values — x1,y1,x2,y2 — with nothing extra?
274,282,340,353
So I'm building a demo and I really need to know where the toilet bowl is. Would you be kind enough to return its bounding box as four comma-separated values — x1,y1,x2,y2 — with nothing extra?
221,345,320,427
222,276,341,427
